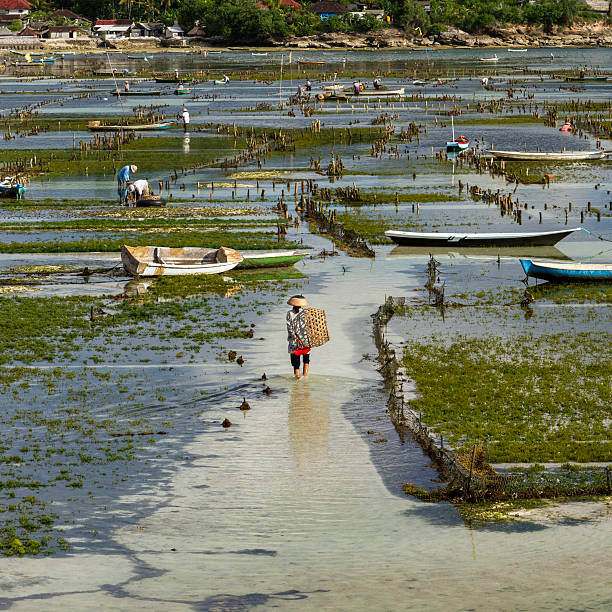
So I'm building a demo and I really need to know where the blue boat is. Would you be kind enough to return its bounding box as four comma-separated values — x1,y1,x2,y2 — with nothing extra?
520,259,612,282
0,180,26,199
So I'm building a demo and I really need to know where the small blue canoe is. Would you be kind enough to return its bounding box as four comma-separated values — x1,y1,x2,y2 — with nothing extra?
0,180,26,199
520,259,612,282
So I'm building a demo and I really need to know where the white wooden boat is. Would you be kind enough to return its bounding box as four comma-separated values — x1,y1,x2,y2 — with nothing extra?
121,245,243,277
88,121,171,132
479,54,499,62
490,149,612,161
356,87,405,97
322,84,344,91
507,48,527,52
385,228,582,247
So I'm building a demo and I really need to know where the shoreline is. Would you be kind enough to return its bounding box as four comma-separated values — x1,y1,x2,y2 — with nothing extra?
2,22,612,56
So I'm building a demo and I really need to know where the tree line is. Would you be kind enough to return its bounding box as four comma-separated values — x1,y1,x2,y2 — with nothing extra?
25,0,608,41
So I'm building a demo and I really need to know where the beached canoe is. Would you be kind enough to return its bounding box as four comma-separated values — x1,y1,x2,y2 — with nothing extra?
385,228,582,247
121,245,243,277
318,92,353,102
520,259,612,282
88,121,172,132
237,250,310,269
490,149,612,161
354,87,405,97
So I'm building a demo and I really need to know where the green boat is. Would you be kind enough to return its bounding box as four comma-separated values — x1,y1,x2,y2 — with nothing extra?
174,88,191,95
237,250,310,269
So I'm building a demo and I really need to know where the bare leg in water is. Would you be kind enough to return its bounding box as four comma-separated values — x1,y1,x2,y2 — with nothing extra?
294,368,300,379
303,363,309,377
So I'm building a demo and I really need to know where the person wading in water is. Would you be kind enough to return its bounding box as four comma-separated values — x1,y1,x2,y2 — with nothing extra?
286,295,310,379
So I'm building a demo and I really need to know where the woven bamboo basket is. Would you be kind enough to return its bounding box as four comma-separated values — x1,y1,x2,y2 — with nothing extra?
303,308,329,347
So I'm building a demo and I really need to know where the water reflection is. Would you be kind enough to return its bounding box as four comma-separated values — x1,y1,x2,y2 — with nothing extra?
288,378,330,494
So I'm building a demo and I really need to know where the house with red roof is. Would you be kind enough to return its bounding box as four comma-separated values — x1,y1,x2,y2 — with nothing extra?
0,0,31,18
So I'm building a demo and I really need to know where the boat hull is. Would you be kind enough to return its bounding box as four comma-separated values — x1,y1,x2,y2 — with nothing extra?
520,259,612,282
111,91,163,97
237,251,309,269
88,122,171,132
122,245,243,277
385,228,581,247
490,149,612,161
0,184,26,199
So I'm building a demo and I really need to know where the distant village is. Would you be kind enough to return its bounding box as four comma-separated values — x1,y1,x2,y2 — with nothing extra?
0,0,194,48
0,0,388,49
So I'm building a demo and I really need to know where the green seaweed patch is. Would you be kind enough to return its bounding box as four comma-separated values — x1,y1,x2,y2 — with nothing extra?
401,333,611,463
0,231,300,254
531,283,612,304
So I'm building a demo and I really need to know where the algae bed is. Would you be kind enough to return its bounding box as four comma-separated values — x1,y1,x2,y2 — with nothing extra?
0,47,611,568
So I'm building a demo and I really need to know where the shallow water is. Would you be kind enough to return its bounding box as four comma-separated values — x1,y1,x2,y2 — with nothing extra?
1,251,610,610
1,49,611,609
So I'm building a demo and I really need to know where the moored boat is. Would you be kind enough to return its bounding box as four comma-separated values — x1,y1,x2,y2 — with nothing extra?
237,250,310,269
121,245,243,277
318,92,352,102
355,87,405,97
446,116,470,152
385,228,582,247
88,121,172,131
111,90,163,97
490,149,612,161
155,77,196,83
0,178,26,199
174,88,191,95
479,54,499,62
520,259,612,282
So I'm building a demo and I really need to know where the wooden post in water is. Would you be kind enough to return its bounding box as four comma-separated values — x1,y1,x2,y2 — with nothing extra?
466,444,477,496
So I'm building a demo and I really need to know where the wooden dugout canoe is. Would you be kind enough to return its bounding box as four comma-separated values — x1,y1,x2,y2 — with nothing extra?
88,121,172,132
236,250,310,269
520,259,612,282
121,245,243,277
490,149,612,161
385,228,582,247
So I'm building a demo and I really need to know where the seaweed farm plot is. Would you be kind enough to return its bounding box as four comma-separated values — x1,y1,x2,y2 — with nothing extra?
0,270,307,556
383,262,611,468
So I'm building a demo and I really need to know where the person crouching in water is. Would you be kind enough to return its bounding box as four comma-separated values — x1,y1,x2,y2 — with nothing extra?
286,295,310,379
127,178,150,206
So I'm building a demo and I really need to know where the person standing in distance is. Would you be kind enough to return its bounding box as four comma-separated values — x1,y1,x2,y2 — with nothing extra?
181,107,190,131
117,164,137,205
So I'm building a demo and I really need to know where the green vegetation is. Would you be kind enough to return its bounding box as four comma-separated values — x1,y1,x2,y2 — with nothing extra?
0,263,306,555
0,230,297,254
402,333,611,462
396,278,611,464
